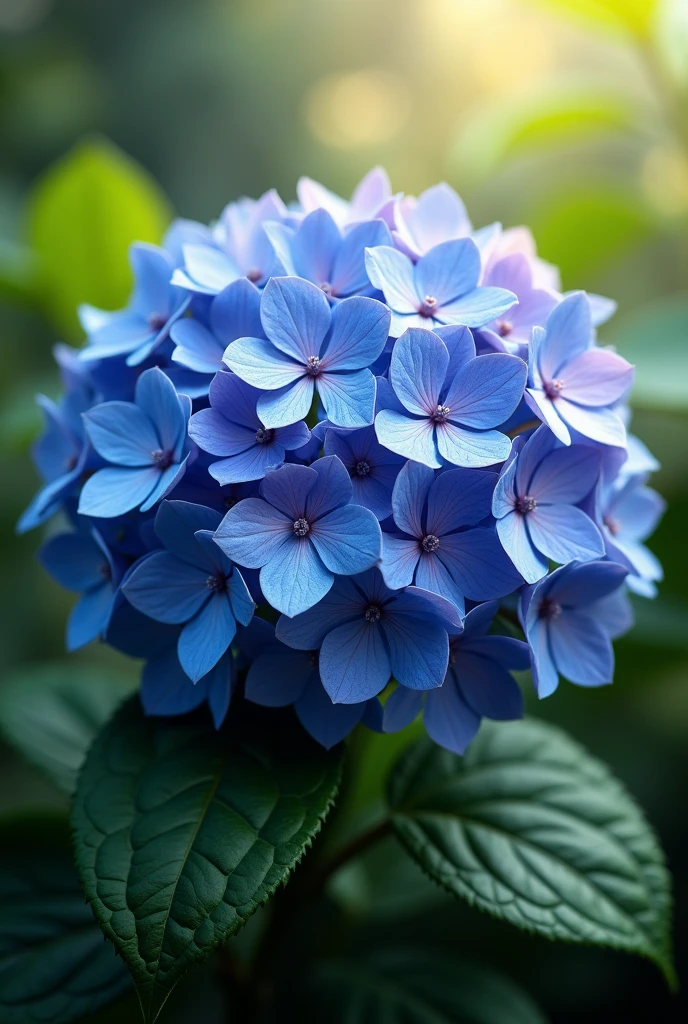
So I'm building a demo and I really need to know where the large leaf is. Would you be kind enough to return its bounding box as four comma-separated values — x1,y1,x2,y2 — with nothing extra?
307,948,548,1024
0,816,131,1024
28,139,172,339
0,662,137,794
387,720,674,983
71,697,344,1023
608,294,688,411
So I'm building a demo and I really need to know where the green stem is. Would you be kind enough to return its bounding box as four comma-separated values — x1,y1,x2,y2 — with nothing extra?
306,818,393,898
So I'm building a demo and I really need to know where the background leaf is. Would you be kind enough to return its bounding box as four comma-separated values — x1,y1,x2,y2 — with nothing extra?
387,720,674,984
529,0,659,38
28,139,172,340
307,948,548,1024
0,662,137,794
608,293,688,411
0,816,131,1024
71,697,344,1024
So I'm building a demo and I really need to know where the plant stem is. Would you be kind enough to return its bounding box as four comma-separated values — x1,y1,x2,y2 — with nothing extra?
306,818,393,897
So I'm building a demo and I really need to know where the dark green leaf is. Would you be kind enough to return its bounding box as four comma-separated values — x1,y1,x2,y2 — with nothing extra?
0,662,137,794
308,948,548,1023
71,697,344,1023
0,817,131,1024
387,720,674,983
28,139,172,340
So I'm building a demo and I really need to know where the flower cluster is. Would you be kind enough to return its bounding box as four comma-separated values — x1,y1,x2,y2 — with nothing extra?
21,169,665,754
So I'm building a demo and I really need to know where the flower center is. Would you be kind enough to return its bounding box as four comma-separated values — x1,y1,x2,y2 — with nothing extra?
306,355,322,376
293,517,311,537
421,534,440,553
355,459,371,477
246,268,262,283
515,495,538,515
430,404,451,424
604,515,620,536
147,312,167,331
206,573,227,593
98,562,112,581
319,281,333,297
496,320,513,337
543,378,564,400
151,448,173,468
418,295,438,318
538,597,562,621
365,604,382,623
255,427,275,444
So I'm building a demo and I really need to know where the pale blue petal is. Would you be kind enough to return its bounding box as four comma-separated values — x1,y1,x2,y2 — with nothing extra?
436,422,511,468
78,466,159,518
413,554,466,616
135,367,186,454
214,497,292,568
66,585,113,650
322,296,390,371
224,337,305,390
331,219,391,296
257,375,315,429
290,209,340,283
317,369,376,428
496,512,548,585
178,244,241,294
525,615,559,698
364,246,418,312
556,399,626,448
414,238,481,304
140,460,188,513
437,286,517,328
310,504,381,575
524,388,571,445
391,459,433,537
443,354,526,429
380,534,420,591
83,401,158,466
227,567,255,625
260,276,331,361
260,535,333,617
170,319,223,374
375,410,440,467
540,291,592,380
389,328,448,415
527,505,604,564
550,610,613,687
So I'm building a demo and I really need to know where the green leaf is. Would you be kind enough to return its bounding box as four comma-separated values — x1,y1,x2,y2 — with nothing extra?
28,138,172,340
387,720,675,984
71,697,344,1023
530,0,658,38
0,662,137,794
607,294,688,411
308,948,548,1023
0,816,131,1024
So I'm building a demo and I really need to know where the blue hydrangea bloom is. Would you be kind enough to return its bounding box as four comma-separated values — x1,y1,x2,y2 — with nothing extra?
382,602,529,754
240,617,381,748
224,276,390,429
107,603,235,728
188,372,310,484
525,293,634,447
276,567,462,704
171,190,287,294
78,367,193,517
322,424,404,520
599,471,665,598
39,526,120,650
375,326,527,468
214,456,382,617
265,208,392,301
79,243,190,366
170,277,264,378
520,560,628,698
391,183,472,260
364,237,516,337
122,500,254,681
381,461,522,615
477,252,558,356
493,425,604,584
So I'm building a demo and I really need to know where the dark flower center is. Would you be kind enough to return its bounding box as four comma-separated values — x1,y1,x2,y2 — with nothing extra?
421,534,440,553
206,573,227,593
319,281,333,297
65,453,78,471
604,515,620,536
308,651,319,668
497,320,513,337
99,562,112,581
147,312,168,331
430,404,451,424
255,427,275,444
515,495,538,515
543,378,564,400
449,641,459,666
365,604,382,623
151,448,174,468
293,517,311,538
355,459,371,477
246,268,262,283
418,295,438,318
538,597,562,621
306,355,322,376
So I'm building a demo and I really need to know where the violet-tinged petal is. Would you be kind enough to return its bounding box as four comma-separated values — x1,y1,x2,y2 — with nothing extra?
392,459,434,537
527,504,604,565
414,238,481,305
322,296,390,371
438,527,523,600
550,610,614,687
539,291,593,380
437,287,517,329
561,348,634,407
556,399,626,447
529,444,600,504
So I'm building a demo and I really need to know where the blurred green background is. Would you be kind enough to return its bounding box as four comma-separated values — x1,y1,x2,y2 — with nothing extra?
0,0,687,1020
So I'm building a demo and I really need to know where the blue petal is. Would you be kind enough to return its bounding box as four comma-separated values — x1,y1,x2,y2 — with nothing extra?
209,443,286,485
224,337,305,390
155,500,222,567
305,455,352,520
524,614,559,698
214,497,292,568
317,369,376,429
427,467,497,534
556,399,626,448
413,553,466,616
177,593,236,682
437,528,523,600
375,410,440,468
322,295,390,371
390,328,448,415
290,209,340,284
364,246,417,312
78,465,159,517
320,619,390,703
436,422,511,468
262,461,317,517
414,238,481,304
206,653,236,728
260,276,331,362
40,532,108,591
443,354,527,429
257,376,315,429
210,277,263,343
496,511,548,584
382,613,449,691
227,566,255,626
141,648,209,717
260,536,333,617
170,319,223,374
176,244,241,294
547,559,628,607
295,675,366,747
276,420,311,450
245,649,311,706
135,367,187,456
391,459,433,537
383,686,423,732
453,651,523,721
539,292,592,381
437,286,517,328
139,458,188,513
310,504,381,575
83,401,158,466
123,550,209,623
331,219,391,297
380,534,420,591
189,408,256,458
550,610,613,687
423,678,481,754
66,585,114,650
275,576,363,649
527,505,604,565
